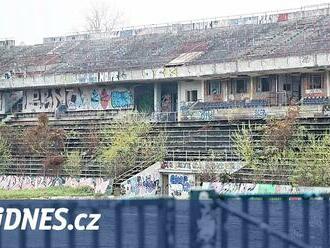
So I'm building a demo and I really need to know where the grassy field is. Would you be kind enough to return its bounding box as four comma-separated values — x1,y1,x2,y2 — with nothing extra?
0,186,96,199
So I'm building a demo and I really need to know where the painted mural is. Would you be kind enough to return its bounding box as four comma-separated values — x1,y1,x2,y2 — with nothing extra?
23,86,134,113
121,162,161,197
168,174,195,199
0,175,112,194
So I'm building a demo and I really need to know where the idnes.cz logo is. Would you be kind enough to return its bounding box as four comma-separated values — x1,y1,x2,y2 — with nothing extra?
0,208,101,231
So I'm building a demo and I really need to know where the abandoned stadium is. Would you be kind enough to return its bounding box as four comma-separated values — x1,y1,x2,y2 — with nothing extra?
1,4,330,198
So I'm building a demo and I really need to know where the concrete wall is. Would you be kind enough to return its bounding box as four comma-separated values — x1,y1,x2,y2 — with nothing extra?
178,80,204,103
22,85,134,113
5,53,330,90
120,162,161,198
203,182,330,195
0,175,112,194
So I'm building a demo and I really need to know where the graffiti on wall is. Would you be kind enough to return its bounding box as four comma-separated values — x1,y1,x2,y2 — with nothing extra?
254,108,268,119
169,174,195,199
111,91,133,108
203,182,330,195
0,175,112,194
121,162,161,197
23,86,134,112
161,94,172,112
66,88,85,110
161,161,193,170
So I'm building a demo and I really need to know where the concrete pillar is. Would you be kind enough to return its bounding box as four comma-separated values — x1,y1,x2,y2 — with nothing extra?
223,80,228,101
326,71,330,97
154,82,161,112
250,77,256,100
0,92,5,114
200,80,205,102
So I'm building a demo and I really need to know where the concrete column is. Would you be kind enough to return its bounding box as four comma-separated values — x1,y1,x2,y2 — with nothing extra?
326,71,330,97
250,77,256,100
223,80,228,101
153,82,161,112
200,80,205,102
0,92,5,114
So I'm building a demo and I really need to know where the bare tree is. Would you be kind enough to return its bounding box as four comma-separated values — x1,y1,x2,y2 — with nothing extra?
84,1,125,33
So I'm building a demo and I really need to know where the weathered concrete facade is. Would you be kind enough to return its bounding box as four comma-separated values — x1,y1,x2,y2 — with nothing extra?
1,5,330,120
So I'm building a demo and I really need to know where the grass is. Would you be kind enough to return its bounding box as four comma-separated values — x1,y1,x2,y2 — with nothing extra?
0,186,96,199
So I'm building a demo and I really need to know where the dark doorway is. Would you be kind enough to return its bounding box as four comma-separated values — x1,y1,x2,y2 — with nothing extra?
291,75,302,102
134,84,154,113
160,82,178,112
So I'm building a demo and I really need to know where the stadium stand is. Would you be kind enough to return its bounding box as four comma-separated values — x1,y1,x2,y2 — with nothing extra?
2,4,330,189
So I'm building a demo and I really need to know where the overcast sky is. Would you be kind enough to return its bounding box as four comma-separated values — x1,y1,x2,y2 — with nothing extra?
0,0,330,45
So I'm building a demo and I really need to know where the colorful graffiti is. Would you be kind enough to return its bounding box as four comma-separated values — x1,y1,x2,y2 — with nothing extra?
121,162,161,197
169,174,195,199
203,182,330,195
66,88,84,110
91,89,100,109
23,87,134,112
100,89,110,109
0,176,112,194
111,91,133,108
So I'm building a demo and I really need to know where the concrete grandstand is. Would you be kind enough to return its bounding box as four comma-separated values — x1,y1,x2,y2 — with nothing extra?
1,3,330,196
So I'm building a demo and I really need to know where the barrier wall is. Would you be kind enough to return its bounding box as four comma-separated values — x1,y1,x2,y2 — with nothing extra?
0,175,112,194
22,86,134,113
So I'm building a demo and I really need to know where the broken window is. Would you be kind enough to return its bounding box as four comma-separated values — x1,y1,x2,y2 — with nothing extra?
308,74,323,89
186,90,198,102
236,79,248,93
206,80,221,95
257,77,270,92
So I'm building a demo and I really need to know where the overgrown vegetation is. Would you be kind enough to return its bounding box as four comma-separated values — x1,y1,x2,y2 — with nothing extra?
97,112,167,178
63,151,82,177
197,150,232,184
23,113,66,176
233,106,330,187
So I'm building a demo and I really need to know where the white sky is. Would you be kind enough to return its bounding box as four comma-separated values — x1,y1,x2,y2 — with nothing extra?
0,0,330,45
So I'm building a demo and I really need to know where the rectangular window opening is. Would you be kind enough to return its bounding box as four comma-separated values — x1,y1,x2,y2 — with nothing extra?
236,79,248,93
206,80,221,95
186,90,198,102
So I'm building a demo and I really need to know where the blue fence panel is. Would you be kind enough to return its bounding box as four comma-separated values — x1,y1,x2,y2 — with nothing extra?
0,192,328,248
190,191,330,248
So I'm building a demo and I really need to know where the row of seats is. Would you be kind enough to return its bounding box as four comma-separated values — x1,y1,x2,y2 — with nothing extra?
2,13,330,75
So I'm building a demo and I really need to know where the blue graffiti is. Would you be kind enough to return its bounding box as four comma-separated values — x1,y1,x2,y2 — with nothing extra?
111,91,133,108
170,175,191,192
91,89,100,109
254,108,267,119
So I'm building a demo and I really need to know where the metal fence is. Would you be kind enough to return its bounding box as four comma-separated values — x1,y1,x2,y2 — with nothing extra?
190,190,330,248
0,191,329,248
